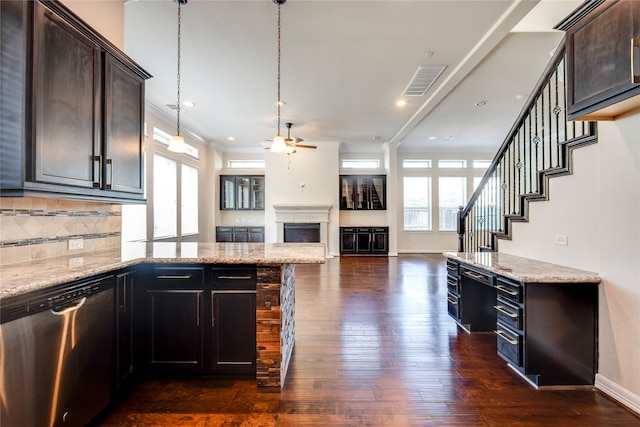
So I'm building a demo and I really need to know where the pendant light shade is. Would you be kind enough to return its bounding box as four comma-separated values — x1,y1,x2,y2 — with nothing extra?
270,134,288,153
169,0,188,154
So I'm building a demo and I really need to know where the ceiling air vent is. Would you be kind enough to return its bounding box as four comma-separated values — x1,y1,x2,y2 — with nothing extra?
402,65,446,96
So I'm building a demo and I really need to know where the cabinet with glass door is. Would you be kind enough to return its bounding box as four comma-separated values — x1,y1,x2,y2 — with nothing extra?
220,175,264,210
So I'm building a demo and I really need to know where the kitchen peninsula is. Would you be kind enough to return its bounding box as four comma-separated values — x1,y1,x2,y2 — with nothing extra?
0,242,326,427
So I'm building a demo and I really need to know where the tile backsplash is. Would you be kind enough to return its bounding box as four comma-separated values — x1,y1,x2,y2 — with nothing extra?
0,198,121,265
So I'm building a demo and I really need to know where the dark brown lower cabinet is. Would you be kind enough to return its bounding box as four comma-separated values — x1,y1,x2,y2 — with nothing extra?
340,226,388,255
446,259,598,387
136,264,256,376
115,270,136,393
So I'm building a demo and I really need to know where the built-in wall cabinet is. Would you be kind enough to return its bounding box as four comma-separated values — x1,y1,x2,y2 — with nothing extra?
340,175,386,210
220,175,265,210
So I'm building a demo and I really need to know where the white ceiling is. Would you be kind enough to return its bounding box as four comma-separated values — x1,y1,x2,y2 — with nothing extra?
123,0,581,153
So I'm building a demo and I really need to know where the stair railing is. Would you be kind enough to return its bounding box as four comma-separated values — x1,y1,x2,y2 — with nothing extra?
457,38,597,253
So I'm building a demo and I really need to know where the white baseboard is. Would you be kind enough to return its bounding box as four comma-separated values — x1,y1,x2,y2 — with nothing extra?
595,374,640,415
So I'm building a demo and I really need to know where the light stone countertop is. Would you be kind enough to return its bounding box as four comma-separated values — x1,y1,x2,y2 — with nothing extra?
0,242,326,299
443,252,600,284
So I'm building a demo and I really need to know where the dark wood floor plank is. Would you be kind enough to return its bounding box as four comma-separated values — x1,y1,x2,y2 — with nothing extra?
100,255,640,426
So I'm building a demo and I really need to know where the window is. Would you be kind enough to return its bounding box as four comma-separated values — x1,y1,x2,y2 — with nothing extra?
181,164,198,235
342,159,380,169
403,177,431,231
438,159,467,168
473,160,491,169
228,159,265,169
439,177,466,231
403,159,431,169
153,154,177,239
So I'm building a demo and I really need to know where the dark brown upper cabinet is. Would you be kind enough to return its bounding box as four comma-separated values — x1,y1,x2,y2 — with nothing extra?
340,175,386,210
0,0,150,202
559,0,640,120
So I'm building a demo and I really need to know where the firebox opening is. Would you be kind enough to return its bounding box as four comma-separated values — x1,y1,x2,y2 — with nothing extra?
284,223,321,243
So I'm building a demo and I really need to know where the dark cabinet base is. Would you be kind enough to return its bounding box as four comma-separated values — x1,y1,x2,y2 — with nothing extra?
340,226,388,255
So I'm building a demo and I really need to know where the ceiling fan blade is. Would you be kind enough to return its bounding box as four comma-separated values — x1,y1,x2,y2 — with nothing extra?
295,144,317,149
294,137,304,143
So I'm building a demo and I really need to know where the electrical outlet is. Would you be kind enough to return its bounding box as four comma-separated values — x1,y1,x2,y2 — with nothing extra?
68,238,84,251
554,234,568,246
68,257,84,267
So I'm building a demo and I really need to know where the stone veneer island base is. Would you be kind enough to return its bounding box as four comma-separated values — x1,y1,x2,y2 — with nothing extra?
256,263,296,392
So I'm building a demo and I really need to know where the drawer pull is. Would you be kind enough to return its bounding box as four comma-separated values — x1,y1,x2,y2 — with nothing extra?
464,271,486,280
496,285,518,296
447,297,458,305
216,275,253,280
156,274,193,280
446,264,457,271
494,305,517,318
495,329,518,345
447,279,457,287
632,39,640,84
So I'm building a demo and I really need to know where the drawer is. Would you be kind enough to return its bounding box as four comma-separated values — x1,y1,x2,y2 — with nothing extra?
494,296,522,331
446,260,459,277
496,322,522,367
496,277,522,303
447,292,459,320
211,265,256,289
461,266,493,287
446,276,459,295
147,266,205,289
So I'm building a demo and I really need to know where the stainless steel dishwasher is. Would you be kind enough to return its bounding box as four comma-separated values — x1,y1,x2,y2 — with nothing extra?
1,275,114,427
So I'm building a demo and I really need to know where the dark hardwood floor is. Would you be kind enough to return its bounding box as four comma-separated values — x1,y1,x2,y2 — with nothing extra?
100,254,640,426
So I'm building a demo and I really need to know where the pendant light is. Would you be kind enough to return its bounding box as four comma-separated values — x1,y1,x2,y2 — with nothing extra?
168,0,189,153
269,0,288,153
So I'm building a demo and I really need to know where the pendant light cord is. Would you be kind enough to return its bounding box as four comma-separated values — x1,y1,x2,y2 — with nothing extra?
176,1,182,136
276,1,282,136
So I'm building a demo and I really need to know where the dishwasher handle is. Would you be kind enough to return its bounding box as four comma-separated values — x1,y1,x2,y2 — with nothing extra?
51,297,86,315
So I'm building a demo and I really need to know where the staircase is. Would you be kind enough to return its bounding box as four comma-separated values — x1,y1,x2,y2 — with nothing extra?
457,38,597,253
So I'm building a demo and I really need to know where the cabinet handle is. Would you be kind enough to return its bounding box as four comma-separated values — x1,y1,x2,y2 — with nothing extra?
494,329,518,345
196,292,200,327
216,275,253,280
447,279,457,287
464,270,486,280
447,297,458,305
211,292,215,327
493,305,518,318
105,158,113,190
632,39,640,84
93,155,102,188
156,274,193,280
446,265,457,271
496,285,518,296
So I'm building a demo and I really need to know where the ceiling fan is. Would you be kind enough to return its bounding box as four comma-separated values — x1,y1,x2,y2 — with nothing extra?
284,122,316,153
263,123,316,154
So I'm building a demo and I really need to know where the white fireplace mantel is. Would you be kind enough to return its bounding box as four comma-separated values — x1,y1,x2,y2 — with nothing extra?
273,204,332,244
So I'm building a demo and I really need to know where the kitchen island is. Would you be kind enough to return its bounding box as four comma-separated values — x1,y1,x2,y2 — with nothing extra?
0,242,326,395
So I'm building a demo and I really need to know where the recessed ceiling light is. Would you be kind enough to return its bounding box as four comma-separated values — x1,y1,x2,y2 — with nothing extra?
475,100,488,107
183,100,195,108
275,100,286,107
515,93,528,100
396,100,407,106
444,136,455,140
427,136,437,140
228,137,235,141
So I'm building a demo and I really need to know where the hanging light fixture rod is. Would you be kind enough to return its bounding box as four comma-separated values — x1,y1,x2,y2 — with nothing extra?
168,0,189,153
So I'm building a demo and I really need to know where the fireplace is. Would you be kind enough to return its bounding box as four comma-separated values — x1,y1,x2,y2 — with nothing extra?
273,204,332,246
284,223,320,243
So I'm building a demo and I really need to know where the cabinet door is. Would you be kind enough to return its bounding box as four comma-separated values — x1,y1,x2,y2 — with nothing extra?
216,226,233,242
115,271,135,391
210,290,256,373
248,227,264,242
371,228,388,253
567,0,640,118
33,1,101,189
104,54,145,195
236,176,251,209
145,289,203,370
220,176,236,209
233,227,249,242
340,228,357,253
251,176,265,210
356,228,373,252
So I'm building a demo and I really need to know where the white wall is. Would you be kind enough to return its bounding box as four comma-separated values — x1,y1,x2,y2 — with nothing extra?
499,117,640,414
60,0,124,50
265,143,341,256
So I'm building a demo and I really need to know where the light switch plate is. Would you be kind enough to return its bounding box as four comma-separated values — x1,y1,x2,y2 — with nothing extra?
554,234,568,246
